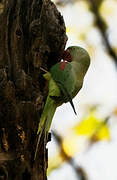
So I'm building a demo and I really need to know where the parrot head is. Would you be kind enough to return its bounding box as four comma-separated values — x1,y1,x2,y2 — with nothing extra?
63,46,90,71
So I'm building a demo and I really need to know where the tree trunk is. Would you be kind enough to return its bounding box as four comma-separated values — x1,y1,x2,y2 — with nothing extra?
0,0,67,179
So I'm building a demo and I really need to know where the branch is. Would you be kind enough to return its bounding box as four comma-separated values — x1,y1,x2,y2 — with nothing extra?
55,0,117,65
88,0,117,65
52,131,88,180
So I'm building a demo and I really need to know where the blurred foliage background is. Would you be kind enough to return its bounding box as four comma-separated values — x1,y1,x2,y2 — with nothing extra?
48,0,117,180
1,0,116,179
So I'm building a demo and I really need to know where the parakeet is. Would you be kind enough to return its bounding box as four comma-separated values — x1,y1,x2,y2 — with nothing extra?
34,46,90,160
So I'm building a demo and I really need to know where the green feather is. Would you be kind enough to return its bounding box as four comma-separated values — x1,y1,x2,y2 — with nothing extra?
54,80,77,114
34,78,61,160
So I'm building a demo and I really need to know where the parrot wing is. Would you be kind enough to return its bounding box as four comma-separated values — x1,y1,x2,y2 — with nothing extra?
55,80,77,114
50,62,77,115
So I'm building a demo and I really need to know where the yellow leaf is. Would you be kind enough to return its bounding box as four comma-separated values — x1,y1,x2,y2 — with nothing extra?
100,0,117,18
62,134,80,157
73,112,110,141
48,153,64,175
113,107,117,116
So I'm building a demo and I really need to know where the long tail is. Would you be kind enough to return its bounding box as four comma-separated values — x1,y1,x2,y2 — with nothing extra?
34,96,57,160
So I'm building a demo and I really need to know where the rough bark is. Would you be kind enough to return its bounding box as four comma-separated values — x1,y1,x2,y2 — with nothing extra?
0,0,67,179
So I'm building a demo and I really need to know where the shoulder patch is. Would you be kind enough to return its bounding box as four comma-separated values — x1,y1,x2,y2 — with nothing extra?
59,61,68,71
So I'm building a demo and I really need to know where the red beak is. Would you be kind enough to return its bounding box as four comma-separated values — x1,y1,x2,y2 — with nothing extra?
62,49,72,62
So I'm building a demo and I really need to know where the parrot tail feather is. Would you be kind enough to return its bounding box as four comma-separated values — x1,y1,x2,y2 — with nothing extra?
34,128,44,160
34,96,57,161
34,122,48,161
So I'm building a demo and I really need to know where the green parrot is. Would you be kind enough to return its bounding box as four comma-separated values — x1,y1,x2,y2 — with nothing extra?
34,46,90,160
